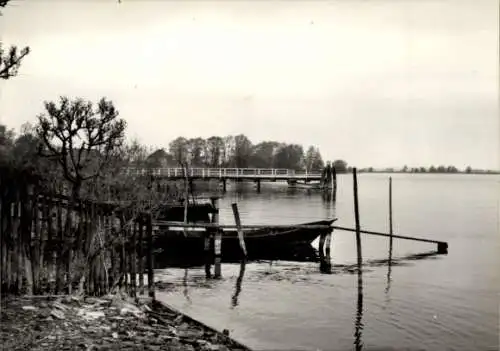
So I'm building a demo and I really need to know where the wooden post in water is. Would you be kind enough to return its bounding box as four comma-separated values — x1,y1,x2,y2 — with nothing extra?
214,230,222,279
323,229,333,273
231,203,247,258
211,197,219,224
183,165,189,237
389,177,393,259
205,197,219,278
146,213,155,299
204,232,212,278
332,167,337,201
353,168,362,268
318,233,326,272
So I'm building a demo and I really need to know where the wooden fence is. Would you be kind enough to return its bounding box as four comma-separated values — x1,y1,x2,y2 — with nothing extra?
0,172,155,298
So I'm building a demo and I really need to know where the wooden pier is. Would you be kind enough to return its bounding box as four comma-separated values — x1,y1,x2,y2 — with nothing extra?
123,167,323,182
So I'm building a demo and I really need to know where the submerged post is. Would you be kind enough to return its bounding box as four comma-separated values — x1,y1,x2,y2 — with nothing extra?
231,203,247,258
437,241,448,254
353,168,362,267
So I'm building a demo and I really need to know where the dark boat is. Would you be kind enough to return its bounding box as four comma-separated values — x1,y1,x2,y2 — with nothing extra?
152,218,337,267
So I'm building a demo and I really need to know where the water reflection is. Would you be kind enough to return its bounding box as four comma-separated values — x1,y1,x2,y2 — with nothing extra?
231,259,247,308
385,239,393,295
354,263,364,350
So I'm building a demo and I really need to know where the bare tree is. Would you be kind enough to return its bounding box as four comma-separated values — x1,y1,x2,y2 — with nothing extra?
36,96,126,199
0,1,30,80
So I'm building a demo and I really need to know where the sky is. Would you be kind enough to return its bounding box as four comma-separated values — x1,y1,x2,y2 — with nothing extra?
0,0,498,170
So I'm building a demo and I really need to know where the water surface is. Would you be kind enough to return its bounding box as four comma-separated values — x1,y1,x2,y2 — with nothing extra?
155,174,499,351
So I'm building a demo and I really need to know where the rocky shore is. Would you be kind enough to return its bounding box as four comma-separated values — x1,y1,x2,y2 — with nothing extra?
0,294,251,351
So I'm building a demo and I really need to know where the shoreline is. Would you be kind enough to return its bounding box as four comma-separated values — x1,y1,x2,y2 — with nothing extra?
0,293,252,351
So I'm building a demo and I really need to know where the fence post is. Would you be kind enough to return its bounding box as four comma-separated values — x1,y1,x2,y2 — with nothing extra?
146,213,155,299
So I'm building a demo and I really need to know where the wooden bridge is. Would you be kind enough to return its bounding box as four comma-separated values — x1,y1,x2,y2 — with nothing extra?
123,167,323,181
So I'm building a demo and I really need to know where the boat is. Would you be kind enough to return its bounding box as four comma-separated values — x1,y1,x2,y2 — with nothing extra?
152,218,337,266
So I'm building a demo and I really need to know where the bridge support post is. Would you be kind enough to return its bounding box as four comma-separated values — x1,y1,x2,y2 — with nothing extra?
256,179,261,193
221,179,227,193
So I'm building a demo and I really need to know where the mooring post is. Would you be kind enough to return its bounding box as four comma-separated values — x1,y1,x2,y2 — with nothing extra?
231,203,247,258
353,167,362,268
214,229,222,278
204,232,212,278
332,167,337,201
210,197,219,225
318,232,326,272
389,177,393,259
323,229,333,273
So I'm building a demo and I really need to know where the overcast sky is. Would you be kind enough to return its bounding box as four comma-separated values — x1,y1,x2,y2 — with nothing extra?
0,0,498,169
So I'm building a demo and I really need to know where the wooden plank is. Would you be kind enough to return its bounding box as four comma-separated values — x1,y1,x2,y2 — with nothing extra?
153,221,336,230
332,225,447,245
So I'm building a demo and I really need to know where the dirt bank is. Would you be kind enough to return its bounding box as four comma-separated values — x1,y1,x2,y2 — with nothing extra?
0,294,251,351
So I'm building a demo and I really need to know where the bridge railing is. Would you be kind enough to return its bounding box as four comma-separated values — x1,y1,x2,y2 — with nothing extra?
121,167,324,178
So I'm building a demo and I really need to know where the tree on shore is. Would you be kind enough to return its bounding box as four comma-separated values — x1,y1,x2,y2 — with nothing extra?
35,96,126,293
304,146,324,172
332,159,348,173
36,96,126,199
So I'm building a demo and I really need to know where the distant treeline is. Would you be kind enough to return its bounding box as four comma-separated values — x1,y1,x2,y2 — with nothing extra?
147,134,349,172
359,165,499,174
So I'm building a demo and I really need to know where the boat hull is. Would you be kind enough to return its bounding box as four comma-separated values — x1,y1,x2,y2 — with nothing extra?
153,219,335,267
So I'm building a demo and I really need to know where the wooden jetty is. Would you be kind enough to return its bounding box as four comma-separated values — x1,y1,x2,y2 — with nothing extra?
122,167,328,192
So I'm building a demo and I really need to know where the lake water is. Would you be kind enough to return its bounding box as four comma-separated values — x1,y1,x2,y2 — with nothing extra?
155,174,500,351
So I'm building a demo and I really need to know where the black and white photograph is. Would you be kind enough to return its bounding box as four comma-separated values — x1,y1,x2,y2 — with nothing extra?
0,1,498,350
